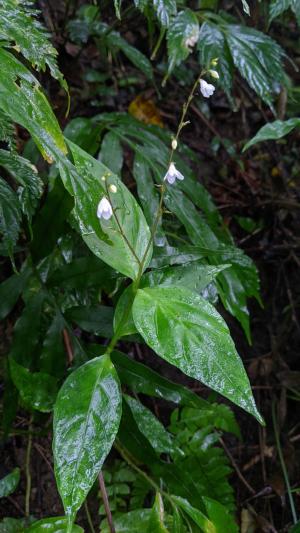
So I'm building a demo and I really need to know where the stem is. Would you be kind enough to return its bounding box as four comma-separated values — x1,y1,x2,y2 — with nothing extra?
105,70,206,356
25,417,33,517
98,472,115,533
272,399,298,524
84,500,96,533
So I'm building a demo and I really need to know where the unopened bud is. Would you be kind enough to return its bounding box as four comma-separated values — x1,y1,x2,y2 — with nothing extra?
171,138,177,150
109,184,117,193
101,176,106,181
211,58,218,66
209,70,219,79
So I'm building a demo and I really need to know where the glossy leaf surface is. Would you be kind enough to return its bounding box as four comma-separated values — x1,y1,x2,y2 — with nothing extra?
53,355,122,519
60,141,152,279
167,9,199,73
243,118,300,151
124,395,176,454
0,468,20,498
25,517,83,532
147,493,169,532
0,176,21,256
132,287,263,422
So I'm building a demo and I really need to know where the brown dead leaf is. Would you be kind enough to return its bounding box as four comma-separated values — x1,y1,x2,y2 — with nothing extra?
129,94,163,127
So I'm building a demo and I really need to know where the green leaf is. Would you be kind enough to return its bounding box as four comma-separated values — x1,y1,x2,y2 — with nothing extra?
167,9,199,74
241,0,250,15
203,496,238,532
133,153,166,247
9,358,58,412
243,118,300,151
0,176,21,256
132,287,263,423
153,0,177,27
0,108,16,150
39,313,66,378
101,509,152,533
198,22,233,100
0,268,31,320
99,131,123,175
25,517,83,532
291,0,300,24
106,31,153,80
60,141,152,280
171,496,214,532
124,395,176,454
114,285,137,337
53,355,122,520
30,178,73,262
0,48,67,163
141,263,229,293
269,0,291,22
0,149,43,221
147,493,169,532
0,0,67,90
0,517,29,532
48,256,114,290
9,291,45,367
108,349,208,407
66,305,114,338
0,468,20,498
225,24,285,108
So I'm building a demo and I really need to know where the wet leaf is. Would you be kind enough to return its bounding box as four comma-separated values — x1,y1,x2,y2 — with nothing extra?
0,468,20,498
0,176,21,256
124,395,176,454
25,517,83,532
53,355,122,520
147,493,169,532
60,141,152,280
132,287,263,423
167,9,199,74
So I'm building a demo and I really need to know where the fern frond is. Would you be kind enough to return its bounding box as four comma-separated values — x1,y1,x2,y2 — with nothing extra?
0,0,67,90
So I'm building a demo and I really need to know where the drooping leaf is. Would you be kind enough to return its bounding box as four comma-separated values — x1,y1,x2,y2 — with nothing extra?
25,517,83,532
59,141,152,280
132,287,263,423
241,0,250,15
124,395,176,454
53,355,122,520
243,118,300,151
48,256,115,290
225,24,285,108
0,0,67,90
167,9,199,74
153,0,177,26
0,468,20,498
269,0,291,22
0,176,21,256
0,48,67,163
39,312,66,378
114,284,137,337
9,358,58,412
106,30,153,80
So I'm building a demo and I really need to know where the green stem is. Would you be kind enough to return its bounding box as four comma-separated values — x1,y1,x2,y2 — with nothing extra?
84,500,96,533
272,399,298,524
105,70,206,356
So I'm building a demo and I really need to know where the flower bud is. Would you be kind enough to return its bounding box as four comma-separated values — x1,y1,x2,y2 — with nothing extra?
209,70,219,79
171,138,177,150
109,184,117,193
101,176,106,182
211,58,218,67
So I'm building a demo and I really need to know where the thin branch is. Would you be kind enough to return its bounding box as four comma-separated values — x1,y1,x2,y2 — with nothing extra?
98,472,115,533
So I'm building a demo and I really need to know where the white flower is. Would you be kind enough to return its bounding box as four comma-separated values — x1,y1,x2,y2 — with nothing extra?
97,197,113,220
185,28,199,51
163,162,184,185
199,79,215,98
